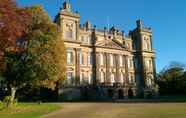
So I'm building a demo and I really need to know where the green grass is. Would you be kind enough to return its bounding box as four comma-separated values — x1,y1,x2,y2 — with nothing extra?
0,103,61,118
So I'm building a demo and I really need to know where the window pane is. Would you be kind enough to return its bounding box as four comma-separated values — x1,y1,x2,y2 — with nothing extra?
67,52,73,65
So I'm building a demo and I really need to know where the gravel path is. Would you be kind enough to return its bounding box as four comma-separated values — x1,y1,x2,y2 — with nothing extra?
41,103,186,118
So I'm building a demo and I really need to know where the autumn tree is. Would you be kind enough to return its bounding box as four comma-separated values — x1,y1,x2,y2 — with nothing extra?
0,0,31,72
5,5,66,104
25,5,66,89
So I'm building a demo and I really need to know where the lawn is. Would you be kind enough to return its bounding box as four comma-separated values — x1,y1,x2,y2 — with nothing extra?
0,103,61,118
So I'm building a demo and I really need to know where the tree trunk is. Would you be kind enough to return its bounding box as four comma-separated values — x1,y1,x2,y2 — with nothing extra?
10,87,16,107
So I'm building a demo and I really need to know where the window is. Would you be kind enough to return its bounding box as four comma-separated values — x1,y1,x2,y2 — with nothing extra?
88,73,92,84
79,52,84,65
111,73,115,83
119,55,123,67
128,58,133,69
146,59,152,70
144,37,151,51
100,72,105,83
128,73,134,84
87,36,91,44
146,75,153,87
100,53,104,65
120,73,124,83
88,52,93,65
149,60,152,69
144,39,148,50
134,58,138,69
80,72,84,84
65,28,73,39
67,51,73,65
81,36,84,42
110,54,113,66
67,72,73,83
81,36,91,44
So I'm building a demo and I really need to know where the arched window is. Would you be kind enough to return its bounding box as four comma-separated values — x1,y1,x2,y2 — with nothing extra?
128,73,134,84
88,73,92,84
147,75,153,87
120,73,124,84
111,73,115,84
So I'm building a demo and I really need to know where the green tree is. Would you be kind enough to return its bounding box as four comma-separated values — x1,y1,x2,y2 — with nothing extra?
5,5,66,105
157,62,186,95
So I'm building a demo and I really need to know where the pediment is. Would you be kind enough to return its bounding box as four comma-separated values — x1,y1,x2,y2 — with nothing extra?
96,39,125,49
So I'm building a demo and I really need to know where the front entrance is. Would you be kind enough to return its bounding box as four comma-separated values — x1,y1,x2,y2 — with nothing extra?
118,89,124,99
107,89,114,98
128,88,134,98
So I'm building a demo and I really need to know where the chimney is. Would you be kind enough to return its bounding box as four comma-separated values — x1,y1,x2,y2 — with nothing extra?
85,21,91,30
63,1,71,12
136,19,143,29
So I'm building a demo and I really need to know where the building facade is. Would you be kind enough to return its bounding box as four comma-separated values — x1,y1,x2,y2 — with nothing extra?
56,2,156,99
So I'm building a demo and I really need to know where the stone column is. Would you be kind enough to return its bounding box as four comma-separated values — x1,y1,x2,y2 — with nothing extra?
75,48,81,85
75,21,79,41
115,54,119,83
105,53,109,85
152,57,156,81
124,55,129,85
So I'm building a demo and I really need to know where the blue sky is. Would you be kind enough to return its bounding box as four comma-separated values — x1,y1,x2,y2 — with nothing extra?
17,0,186,72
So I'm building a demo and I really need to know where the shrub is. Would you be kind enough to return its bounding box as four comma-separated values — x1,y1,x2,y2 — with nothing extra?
3,96,11,108
0,100,3,109
3,96,17,108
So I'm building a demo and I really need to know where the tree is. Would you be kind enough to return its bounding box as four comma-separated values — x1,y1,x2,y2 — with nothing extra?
0,0,31,72
157,62,186,95
25,5,66,89
5,5,66,105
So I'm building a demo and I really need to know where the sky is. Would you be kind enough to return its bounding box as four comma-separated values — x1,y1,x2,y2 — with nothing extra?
16,0,186,72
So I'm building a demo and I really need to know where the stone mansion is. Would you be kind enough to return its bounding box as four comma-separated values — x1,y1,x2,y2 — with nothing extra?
55,2,156,99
